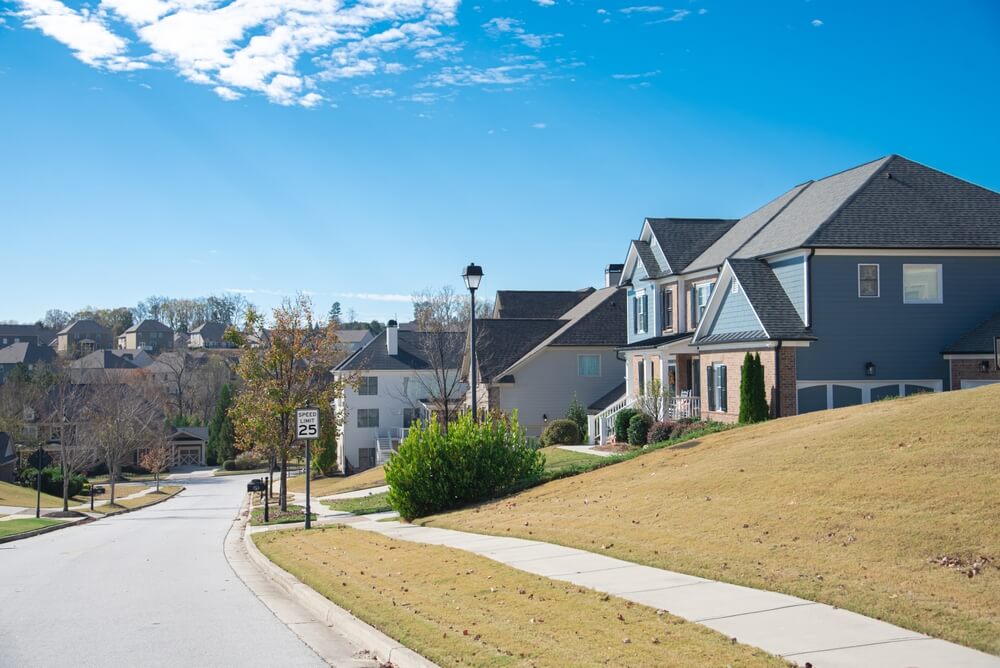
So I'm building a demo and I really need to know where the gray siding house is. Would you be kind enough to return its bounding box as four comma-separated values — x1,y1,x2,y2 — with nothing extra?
602,155,1000,434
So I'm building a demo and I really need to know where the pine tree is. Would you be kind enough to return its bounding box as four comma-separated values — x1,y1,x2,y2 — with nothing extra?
739,352,770,423
328,301,342,324
565,394,588,441
312,415,338,477
753,352,770,421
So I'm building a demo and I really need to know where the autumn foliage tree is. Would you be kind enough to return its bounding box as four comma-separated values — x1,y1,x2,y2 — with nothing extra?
227,295,348,511
139,442,171,492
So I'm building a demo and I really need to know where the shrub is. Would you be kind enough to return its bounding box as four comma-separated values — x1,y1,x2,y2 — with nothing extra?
614,408,638,443
627,413,654,446
222,459,236,471
233,452,265,470
739,352,770,424
540,419,581,446
647,420,676,444
16,466,85,498
565,394,588,443
385,412,545,520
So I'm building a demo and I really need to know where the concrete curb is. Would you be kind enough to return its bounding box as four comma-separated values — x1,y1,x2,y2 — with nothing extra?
0,516,94,544
96,487,185,517
236,500,439,668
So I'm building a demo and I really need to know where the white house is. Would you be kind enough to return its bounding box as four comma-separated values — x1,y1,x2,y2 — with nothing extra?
332,321,465,472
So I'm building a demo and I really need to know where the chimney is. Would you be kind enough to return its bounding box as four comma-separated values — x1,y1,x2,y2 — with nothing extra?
386,320,398,356
605,263,624,288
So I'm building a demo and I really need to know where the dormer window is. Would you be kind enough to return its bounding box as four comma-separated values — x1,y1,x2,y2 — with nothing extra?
661,288,673,332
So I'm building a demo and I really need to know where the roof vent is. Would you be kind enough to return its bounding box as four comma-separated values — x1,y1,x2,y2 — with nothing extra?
886,172,892,179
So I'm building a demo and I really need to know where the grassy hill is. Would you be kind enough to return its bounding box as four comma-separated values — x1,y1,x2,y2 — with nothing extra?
0,481,65,509
425,384,1000,654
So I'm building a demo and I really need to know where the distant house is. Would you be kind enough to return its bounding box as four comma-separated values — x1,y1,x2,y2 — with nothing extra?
174,331,190,349
0,342,56,383
169,427,208,466
470,280,628,438
335,329,374,354
118,319,174,353
333,321,465,472
0,324,55,349
68,349,146,383
0,432,15,483
56,320,113,357
189,322,234,349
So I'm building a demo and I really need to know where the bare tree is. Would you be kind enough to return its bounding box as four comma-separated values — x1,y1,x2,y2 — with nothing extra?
139,441,171,492
150,351,194,419
40,372,98,511
90,374,164,505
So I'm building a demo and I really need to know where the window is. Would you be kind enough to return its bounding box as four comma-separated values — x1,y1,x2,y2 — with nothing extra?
357,408,379,428
858,264,880,298
358,376,378,395
691,282,714,327
634,291,648,333
903,264,942,304
403,408,421,427
661,288,673,331
578,355,601,377
637,359,645,394
706,364,727,412
731,280,739,295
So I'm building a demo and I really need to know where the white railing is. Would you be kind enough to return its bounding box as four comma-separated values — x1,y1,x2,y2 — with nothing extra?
375,427,412,465
588,394,633,446
664,395,701,420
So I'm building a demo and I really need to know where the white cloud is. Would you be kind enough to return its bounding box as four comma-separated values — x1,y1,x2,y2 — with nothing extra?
612,70,660,80
353,84,396,98
224,287,256,294
533,0,555,6
334,292,414,302
213,85,242,101
646,9,691,24
425,60,545,88
811,19,824,27
699,8,708,15
482,16,559,50
531,122,546,129
620,6,663,14
16,0,145,70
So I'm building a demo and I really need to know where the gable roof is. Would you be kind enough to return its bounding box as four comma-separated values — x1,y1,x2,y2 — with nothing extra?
70,350,140,369
0,324,55,342
336,329,373,344
0,432,14,462
493,289,594,319
551,287,628,346
0,342,56,366
58,319,111,336
125,319,173,334
588,381,626,412
191,321,226,339
335,329,465,372
172,426,210,441
475,319,566,383
943,312,1000,355
645,218,738,274
631,240,662,278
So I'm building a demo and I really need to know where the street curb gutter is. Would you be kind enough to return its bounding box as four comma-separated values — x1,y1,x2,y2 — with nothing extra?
97,487,185,517
0,516,94,544
233,500,439,668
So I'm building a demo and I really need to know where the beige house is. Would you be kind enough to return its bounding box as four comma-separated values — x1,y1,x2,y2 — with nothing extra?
56,320,113,357
118,320,174,353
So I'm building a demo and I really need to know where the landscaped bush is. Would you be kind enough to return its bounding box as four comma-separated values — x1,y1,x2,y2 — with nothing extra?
647,420,676,444
385,412,545,520
233,453,265,470
222,459,237,471
565,394,588,443
540,419,581,446
627,413,655,446
16,466,85,498
614,408,639,443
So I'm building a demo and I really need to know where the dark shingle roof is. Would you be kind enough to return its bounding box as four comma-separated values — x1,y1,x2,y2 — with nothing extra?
0,342,56,366
618,332,692,351
70,350,140,369
631,240,662,277
474,319,566,382
551,287,628,347
494,289,594,319
588,382,626,411
58,319,111,336
335,329,465,372
0,324,55,342
943,312,1000,354
646,218,738,273
191,321,226,340
125,319,173,334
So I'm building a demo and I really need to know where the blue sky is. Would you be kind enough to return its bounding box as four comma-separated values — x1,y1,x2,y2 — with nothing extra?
2,1,999,324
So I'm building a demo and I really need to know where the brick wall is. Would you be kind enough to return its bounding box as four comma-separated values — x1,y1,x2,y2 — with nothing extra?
950,358,1000,390
699,347,797,423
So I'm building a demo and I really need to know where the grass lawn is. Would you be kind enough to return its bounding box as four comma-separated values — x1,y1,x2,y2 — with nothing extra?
72,483,147,506
539,446,600,474
213,467,272,477
92,486,183,514
424,385,1000,655
249,503,316,526
254,525,783,668
288,466,386,497
0,481,65,508
325,491,392,515
89,472,161,483
0,517,63,539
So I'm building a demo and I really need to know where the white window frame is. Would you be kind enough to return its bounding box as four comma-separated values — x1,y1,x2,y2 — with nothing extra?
578,354,601,377
636,291,647,334
357,408,379,428
857,263,880,298
358,376,378,396
694,282,713,326
902,264,943,304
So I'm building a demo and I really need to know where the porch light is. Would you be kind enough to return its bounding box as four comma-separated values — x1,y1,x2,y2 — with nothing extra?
542,414,548,423
865,362,876,377
462,263,484,291
980,360,991,373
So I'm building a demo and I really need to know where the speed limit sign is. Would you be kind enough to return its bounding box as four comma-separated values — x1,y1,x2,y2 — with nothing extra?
296,408,320,440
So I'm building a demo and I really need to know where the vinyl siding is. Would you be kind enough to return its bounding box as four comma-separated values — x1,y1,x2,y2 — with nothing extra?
626,277,658,344
770,255,807,322
705,277,759,335
798,254,1000,386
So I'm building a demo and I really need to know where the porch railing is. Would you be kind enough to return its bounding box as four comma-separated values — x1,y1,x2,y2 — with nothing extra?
588,394,633,446
375,427,411,465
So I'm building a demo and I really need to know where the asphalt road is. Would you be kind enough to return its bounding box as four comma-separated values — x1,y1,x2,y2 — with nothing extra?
0,473,326,668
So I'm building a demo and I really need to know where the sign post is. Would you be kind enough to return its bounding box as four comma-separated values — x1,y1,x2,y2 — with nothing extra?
296,408,320,529
28,447,51,519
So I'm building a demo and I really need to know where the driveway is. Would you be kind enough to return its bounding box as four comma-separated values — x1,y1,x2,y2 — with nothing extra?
0,474,326,667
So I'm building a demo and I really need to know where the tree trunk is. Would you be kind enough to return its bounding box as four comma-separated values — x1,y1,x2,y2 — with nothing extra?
62,445,69,512
155,471,160,492
109,463,117,506
279,452,288,511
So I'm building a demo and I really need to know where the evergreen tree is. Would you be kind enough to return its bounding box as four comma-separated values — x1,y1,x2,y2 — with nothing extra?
328,301,342,324
565,394,588,441
739,352,769,423
207,384,236,465
312,414,338,477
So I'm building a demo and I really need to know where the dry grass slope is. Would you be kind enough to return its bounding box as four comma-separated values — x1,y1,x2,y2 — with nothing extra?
425,385,1000,654
255,526,785,667
287,465,386,496
0,481,65,509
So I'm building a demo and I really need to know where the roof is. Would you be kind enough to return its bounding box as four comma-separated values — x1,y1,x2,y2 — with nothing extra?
551,287,628,346
588,382,626,412
191,321,226,339
336,329,373,343
335,329,465,372
631,240,662,277
0,342,56,366
70,350,140,369
0,432,14,462
0,324,55,341
474,319,566,382
172,426,209,441
58,319,111,336
645,218,738,273
124,319,173,334
618,332,692,351
493,289,594,319
943,312,1000,354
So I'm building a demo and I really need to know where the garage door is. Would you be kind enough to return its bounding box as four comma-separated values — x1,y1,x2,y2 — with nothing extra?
960,379,1000,389
175,447,201,466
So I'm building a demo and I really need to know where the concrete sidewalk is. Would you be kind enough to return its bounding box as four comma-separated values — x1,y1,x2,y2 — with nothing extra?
319,484,389,501
350,518,999,668
556,445,617,458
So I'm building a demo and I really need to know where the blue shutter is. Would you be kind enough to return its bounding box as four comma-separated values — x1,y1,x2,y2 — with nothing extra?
707,365,715,411
632,296,638,333
642,293,649,332
719,365,727,412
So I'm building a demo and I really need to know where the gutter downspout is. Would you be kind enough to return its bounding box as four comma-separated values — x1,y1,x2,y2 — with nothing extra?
806,249,815,328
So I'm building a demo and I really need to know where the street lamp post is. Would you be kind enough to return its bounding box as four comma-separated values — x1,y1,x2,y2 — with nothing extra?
462,263,484,421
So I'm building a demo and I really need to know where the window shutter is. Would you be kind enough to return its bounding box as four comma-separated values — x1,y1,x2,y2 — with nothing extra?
642,293,649,332
719,365,728,412
690,287,698,327
707,365,715,411
632,296,638,333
